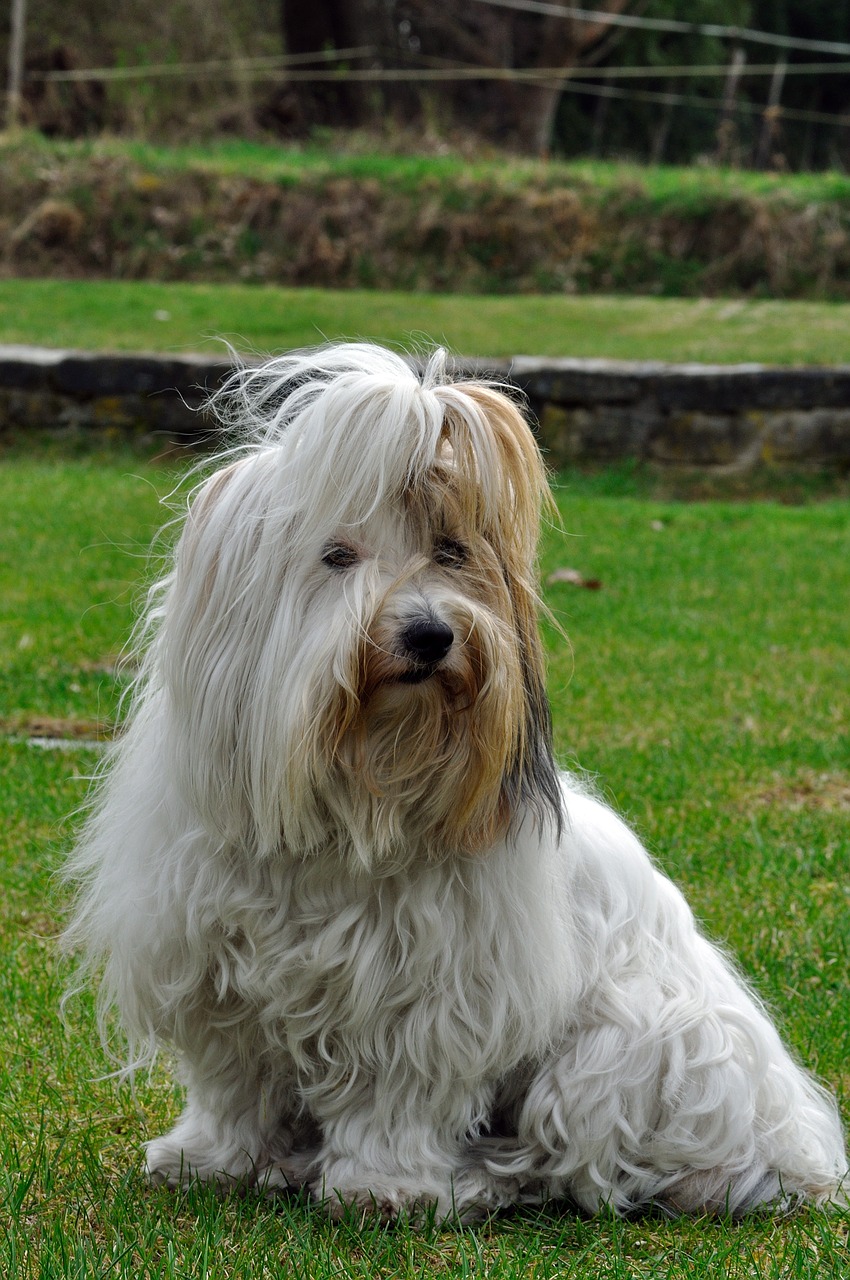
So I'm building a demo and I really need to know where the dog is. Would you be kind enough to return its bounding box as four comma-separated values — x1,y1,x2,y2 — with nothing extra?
65,342,847,1222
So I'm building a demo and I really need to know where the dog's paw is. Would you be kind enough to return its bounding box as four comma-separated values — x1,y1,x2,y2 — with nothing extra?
144,1134,201,1188
448,1166,545,1220
144,1132,257,1189
255,1148,320,1196
310,1167,448,1224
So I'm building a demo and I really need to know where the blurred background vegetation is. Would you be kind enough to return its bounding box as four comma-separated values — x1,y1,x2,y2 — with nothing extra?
5,4,850,317
5,0,850,169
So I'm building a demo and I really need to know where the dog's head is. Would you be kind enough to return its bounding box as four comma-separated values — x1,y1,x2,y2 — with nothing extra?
158,345,562,866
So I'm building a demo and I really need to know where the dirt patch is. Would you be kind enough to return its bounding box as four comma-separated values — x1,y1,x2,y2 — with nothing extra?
751,771,850,814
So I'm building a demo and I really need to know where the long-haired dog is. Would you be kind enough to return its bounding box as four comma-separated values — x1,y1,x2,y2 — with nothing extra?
65,343,847,1222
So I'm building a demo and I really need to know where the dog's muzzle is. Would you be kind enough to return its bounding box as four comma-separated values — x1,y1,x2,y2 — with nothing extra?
397,616,454,683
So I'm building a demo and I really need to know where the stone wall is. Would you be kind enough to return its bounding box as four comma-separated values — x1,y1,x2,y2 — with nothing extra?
511,357,850,471
0,345,233,448
2,345,850,471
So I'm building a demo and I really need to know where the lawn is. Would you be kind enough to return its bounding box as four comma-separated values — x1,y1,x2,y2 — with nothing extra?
4,278,850,365
1,448,848,1277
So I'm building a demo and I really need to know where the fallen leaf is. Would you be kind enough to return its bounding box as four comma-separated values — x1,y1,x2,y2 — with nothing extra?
546,567,603,590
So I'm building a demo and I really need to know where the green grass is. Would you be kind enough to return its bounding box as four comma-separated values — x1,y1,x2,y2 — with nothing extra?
13,130,850,203
1,449,849,1276
5,278,850,364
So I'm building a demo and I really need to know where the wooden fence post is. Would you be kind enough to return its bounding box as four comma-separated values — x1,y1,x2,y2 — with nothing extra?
755,59,787,169
6,0,27,130
716,45,746,165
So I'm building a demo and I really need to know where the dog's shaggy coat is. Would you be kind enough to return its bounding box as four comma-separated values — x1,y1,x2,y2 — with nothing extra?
65,343,847,1221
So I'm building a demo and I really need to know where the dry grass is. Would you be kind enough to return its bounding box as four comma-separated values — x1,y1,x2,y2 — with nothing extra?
5,133,850,298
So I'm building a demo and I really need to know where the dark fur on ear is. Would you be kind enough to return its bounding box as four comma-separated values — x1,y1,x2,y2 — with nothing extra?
510,645,564,840
436,380,565,841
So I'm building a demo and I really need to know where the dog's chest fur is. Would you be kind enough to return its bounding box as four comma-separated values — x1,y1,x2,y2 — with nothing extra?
207,845,567,1099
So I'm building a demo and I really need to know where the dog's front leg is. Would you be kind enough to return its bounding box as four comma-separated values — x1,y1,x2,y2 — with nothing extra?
308,1084,535,1223
312,1154,464,1222
308,1090,478,1223
144,1043,304,1191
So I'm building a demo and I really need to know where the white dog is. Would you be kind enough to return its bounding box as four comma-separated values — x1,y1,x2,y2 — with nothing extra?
65,343,846,1222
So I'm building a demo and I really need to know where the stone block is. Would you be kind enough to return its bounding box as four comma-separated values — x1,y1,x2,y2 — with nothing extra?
761,409,850,464
648,411,760,467
514,358,645,406
540,402,660,466
54,354,188,398
0,346,66,391
0,387,69,429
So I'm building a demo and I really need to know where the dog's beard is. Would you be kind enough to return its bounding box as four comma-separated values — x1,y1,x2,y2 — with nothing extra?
323,608,528,864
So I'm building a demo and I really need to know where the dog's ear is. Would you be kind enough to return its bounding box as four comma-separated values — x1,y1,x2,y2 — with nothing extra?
439,385,564,839
175,456,269,620
443,384,553,556
182,458,246,550
161,453,297,852
436,389,557,652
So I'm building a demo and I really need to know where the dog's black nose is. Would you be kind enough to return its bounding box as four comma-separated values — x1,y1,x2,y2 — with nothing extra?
400,617,454,666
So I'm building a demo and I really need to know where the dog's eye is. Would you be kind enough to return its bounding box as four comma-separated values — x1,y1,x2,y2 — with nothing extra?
322,542,360,571
434,537,468,569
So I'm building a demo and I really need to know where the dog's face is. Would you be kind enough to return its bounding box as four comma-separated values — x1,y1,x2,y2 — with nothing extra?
159,353,562,865
313,447,545,860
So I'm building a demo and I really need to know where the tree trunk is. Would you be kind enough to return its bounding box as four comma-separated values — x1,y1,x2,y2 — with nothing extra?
505,2,632,156
511,79,567,156
277,0,368,127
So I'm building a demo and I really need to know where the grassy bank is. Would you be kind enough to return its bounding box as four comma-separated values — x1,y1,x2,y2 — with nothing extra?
4,278,850,365
1,449,848,1276
5,132,850,299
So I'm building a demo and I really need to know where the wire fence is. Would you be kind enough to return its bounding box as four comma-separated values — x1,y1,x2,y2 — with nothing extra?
8,5,850,163
24,50,850,135
473,0,850,58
